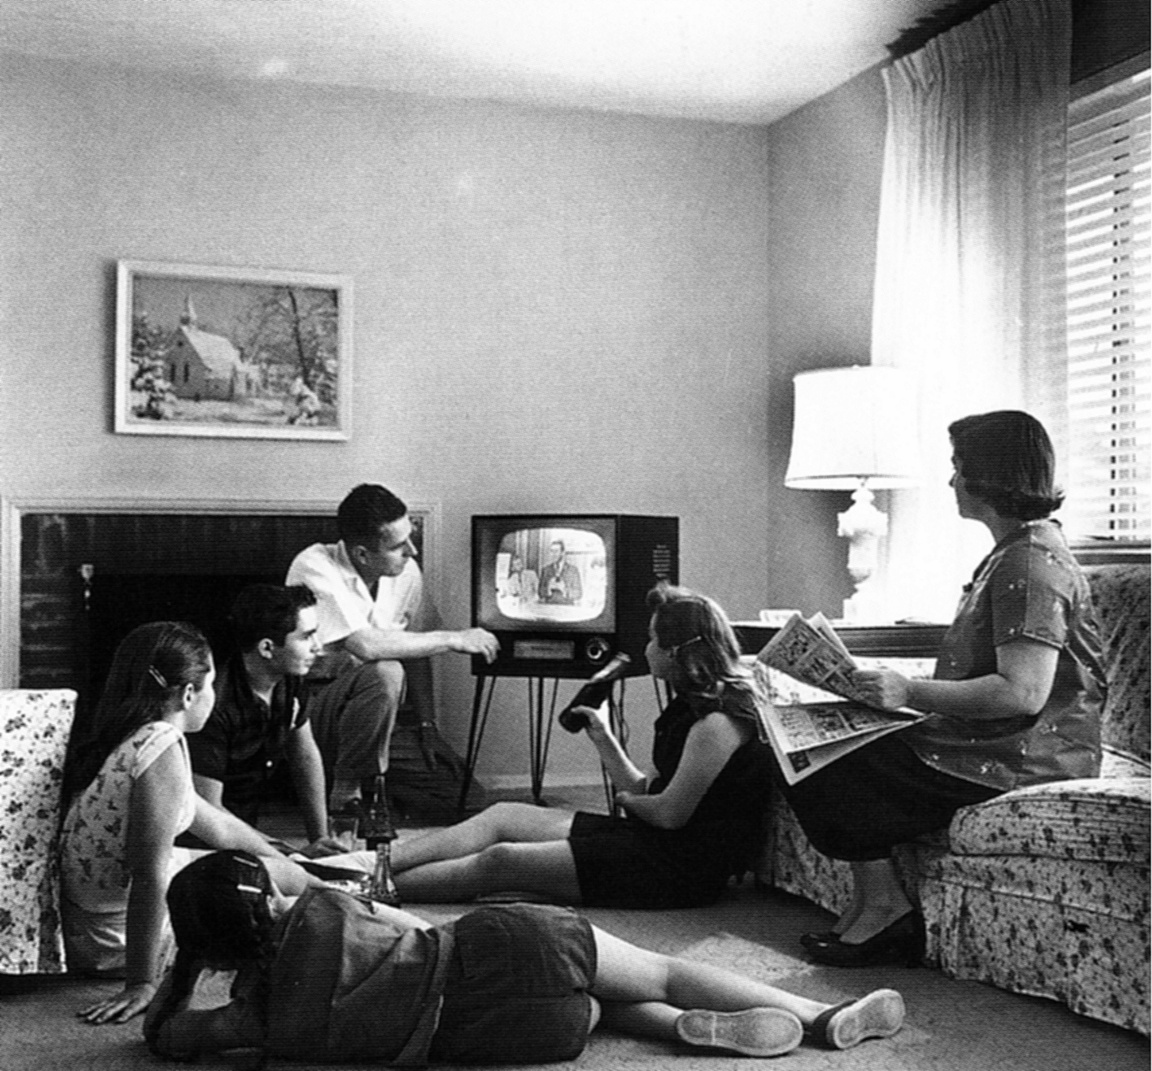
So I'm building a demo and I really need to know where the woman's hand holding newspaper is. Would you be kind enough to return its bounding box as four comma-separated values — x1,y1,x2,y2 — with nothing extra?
850,668,912,711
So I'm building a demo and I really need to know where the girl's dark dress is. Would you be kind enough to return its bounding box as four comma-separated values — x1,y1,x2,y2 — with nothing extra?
568,686,775,908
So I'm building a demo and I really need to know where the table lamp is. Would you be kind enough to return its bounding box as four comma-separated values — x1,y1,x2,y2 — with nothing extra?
784,366,919,623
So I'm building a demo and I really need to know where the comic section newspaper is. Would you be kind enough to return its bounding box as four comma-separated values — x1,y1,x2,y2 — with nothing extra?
754,613,925,784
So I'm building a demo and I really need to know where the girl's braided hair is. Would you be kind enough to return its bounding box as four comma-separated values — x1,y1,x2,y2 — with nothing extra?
154,851,278,1047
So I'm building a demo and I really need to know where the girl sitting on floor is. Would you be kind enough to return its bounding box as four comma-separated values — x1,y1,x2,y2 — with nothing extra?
386,583,778,909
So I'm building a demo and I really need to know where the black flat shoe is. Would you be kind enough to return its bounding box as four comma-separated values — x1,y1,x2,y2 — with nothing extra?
800,930,841,949
807,912,924,968
806,989,906,1049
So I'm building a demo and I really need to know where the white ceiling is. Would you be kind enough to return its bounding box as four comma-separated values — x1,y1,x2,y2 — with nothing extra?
0,0,966,125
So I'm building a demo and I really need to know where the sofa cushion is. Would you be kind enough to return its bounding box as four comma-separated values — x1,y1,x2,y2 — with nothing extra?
947,776,1151,863
919,847,1150,921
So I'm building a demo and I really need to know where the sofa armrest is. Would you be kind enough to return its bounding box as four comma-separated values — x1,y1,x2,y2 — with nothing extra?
947,776,1150,864
0,689,77,974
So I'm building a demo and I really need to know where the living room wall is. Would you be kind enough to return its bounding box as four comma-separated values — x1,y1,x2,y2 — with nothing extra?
763,67,889,618
0,53,794,782
760,0,1150,622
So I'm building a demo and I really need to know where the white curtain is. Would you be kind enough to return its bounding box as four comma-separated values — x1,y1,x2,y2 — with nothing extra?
871,0,1072,622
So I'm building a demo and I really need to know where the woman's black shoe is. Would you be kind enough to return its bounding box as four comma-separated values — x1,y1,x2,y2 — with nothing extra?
806,912,924,968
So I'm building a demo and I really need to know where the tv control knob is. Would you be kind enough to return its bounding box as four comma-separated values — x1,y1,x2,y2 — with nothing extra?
584,637,610,664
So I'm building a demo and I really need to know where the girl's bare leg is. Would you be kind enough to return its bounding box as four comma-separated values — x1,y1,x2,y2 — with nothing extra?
590,926,826,1024
588,926,904,1053
596,1000,681,1039
395,839,583,903
391,801,575,872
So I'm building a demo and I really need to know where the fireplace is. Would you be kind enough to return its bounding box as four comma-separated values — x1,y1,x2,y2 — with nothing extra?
14,505,340,716
8,498,439,700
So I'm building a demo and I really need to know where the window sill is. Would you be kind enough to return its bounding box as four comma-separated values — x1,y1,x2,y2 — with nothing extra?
1071,541,1151,566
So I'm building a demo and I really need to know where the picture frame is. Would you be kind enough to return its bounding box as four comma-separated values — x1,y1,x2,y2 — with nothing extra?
114,260,353,440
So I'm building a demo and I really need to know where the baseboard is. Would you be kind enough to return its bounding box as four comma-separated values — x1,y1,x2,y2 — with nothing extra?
483,773,604,792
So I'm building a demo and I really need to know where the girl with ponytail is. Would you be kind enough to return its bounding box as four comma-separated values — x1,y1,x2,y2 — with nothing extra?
60,622,316,1026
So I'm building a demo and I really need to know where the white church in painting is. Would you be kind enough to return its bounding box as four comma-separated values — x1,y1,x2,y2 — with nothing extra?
168,296,255,401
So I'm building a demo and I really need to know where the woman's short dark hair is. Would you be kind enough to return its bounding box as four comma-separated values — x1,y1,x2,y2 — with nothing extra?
646,583,745,696
337,484,408,548
949,410,1064,520
229,584,317,652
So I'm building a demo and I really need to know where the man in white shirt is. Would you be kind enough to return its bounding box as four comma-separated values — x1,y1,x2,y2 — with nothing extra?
287,484,500,813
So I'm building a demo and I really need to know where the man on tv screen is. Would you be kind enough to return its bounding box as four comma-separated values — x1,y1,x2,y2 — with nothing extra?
539,539,583,605
287,484,499,814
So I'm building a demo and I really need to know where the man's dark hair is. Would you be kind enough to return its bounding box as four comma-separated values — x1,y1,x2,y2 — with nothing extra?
229,584,317,652
337,484,408,548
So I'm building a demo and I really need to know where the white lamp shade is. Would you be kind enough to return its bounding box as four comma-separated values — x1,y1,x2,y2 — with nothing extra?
785,366,920,490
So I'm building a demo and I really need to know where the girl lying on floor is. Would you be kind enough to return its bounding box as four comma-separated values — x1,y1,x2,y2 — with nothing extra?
144,850,905,1064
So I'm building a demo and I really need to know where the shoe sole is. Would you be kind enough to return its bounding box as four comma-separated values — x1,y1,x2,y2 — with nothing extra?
675,1008,804,1057
827,989,905,1049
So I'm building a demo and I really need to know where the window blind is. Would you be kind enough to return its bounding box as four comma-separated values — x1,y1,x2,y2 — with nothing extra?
1063,65,1150,542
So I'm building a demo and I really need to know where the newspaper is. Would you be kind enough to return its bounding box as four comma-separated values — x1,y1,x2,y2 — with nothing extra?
754,613,925,784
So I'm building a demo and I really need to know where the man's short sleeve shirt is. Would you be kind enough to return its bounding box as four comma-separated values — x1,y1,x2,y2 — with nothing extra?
186,654,308,825
286,542,426,658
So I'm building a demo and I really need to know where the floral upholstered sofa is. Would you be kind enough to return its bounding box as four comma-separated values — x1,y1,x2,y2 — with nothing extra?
0,689,76,975
756,563,1150,1035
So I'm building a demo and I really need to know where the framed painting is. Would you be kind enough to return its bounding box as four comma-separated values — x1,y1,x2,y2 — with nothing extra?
114,260,353,440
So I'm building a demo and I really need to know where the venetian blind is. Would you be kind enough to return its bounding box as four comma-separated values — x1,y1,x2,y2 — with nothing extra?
1063,62,1151,542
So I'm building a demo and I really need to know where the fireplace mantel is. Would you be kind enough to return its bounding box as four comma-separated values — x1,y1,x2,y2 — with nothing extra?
0,496,439,689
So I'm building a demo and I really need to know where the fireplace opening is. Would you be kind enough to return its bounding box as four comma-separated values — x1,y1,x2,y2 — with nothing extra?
20,510,346,727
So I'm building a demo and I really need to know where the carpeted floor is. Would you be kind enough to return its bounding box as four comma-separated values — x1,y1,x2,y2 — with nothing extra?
2,789,1147,1071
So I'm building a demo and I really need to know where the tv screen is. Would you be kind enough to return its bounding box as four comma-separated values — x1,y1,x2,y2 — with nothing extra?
472,513,677,676
475,518,616,634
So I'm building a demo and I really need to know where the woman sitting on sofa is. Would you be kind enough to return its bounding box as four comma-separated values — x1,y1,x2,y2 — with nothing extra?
786,410,1107,967
383,583,777,909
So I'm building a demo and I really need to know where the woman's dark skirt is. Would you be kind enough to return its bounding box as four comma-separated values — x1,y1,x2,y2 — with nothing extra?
783,734,1000,861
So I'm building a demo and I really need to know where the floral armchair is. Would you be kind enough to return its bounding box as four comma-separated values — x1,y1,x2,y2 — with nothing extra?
757,563,1150,1035
0,689,75,975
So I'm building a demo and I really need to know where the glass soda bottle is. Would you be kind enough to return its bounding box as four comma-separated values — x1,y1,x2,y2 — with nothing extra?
363,774,401,906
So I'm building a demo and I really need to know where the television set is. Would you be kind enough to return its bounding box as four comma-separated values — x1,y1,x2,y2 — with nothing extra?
471,514,679,677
